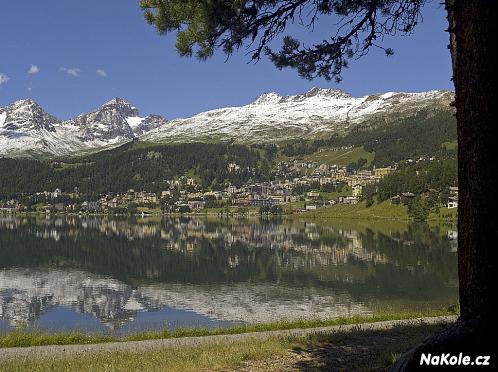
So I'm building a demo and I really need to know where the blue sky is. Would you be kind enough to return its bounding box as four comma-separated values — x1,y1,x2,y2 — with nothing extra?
0,1,453,120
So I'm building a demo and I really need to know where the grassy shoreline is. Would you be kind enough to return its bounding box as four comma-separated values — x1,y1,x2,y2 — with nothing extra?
0,308,457,349
296,200,457,223
0,321,454,371
298,201,410,220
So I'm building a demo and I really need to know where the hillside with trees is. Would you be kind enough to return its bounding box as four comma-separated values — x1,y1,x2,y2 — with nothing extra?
281,110,456,166
0,142,274,198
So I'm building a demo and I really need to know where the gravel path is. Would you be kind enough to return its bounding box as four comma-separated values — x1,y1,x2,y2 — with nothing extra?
0,316,456,361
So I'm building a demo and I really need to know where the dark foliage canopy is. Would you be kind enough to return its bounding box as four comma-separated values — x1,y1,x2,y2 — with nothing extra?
0,142,272,199
140,0,425,81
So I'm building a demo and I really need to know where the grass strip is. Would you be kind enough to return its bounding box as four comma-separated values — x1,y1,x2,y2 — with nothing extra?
0,308,457,348
0,322,450,371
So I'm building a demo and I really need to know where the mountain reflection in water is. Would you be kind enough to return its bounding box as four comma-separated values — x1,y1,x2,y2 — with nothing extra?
0,216,458,334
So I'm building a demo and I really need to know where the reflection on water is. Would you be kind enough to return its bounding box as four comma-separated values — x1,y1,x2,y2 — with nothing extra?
0,216,458,334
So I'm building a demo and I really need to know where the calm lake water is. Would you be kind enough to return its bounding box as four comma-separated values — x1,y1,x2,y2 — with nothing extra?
0,216,458,335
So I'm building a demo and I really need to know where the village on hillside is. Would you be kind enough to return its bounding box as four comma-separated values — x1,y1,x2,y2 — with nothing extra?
0,157,458,215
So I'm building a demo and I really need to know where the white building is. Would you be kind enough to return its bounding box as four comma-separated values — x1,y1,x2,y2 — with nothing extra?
352,184,363,198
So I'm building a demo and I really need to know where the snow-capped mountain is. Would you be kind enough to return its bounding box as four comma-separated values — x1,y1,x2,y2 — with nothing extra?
0,99,88,158
65,98,164,141
0,98,166,158
0,99,58,132
0,88,454,159
143,88,454,143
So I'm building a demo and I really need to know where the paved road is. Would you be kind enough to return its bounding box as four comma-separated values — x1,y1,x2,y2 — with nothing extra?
0,316,457,361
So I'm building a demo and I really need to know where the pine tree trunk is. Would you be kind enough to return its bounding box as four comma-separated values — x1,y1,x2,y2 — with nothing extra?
452,0,498,329
391,0,498,369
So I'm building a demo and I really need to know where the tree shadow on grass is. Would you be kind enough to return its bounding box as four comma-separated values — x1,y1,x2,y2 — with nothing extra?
290,323,450,371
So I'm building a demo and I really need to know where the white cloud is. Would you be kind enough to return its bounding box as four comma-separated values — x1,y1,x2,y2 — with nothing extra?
96,69,107,77
28,64,40,75
0,73,9,85
60,67,81,77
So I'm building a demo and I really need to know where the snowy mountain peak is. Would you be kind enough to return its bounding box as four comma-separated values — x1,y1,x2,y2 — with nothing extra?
253,92,282,105
66,101,140,142
60,98,167,143
304,87,352,99
99,97,139,117
105,97,127,105
0,98,59,132
103,97,134,108
253,87,353,105
9,98,45,113
13,98,37,107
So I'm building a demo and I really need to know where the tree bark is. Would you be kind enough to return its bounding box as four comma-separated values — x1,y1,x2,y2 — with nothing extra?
391,0,498,369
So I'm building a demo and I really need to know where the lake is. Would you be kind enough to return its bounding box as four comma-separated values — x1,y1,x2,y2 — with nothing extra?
0,216,458,335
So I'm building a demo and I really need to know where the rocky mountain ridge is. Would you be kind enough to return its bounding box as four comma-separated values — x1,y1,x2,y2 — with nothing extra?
0,88,454,158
